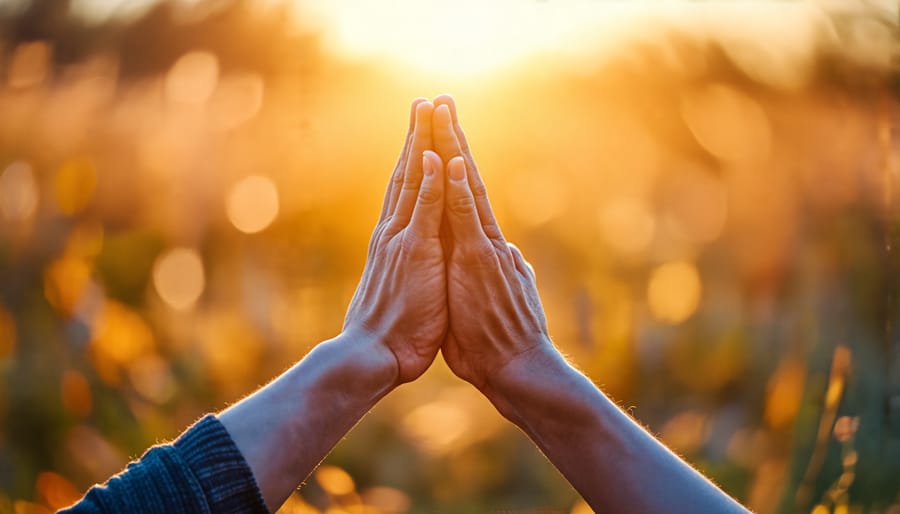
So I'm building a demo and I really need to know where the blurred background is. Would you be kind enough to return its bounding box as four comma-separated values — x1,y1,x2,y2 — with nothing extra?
0,0,899,512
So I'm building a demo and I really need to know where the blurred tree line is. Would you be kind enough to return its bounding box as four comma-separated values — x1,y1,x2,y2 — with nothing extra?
0,0,314,77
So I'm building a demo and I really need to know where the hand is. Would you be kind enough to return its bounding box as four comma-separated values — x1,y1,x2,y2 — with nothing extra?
343,99,448,384
431,97,553,398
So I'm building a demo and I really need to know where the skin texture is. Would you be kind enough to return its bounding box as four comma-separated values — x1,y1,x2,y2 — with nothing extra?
218,95,752,513
219,100,449,511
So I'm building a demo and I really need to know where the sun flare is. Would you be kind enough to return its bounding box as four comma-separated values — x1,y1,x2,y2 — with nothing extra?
286,0,851,83
299,0,653,76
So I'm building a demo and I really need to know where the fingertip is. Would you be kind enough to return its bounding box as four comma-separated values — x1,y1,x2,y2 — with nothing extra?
408,97,427,127
434,103,452,125
448,156,466,181
433,94,458,120
416,100,435,119
422,150,442,176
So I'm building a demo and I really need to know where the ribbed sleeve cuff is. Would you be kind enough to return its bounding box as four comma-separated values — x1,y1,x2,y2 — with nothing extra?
174,414,268,514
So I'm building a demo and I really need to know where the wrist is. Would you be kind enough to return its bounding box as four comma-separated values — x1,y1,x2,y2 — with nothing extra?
314,330,400,402
482,341,595,431
218,331,400,510
479,339,559,421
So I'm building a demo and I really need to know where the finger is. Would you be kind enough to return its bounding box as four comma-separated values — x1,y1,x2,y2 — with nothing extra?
445,156,490,246
408,150,444,238
433,94,504,242
382,98,427,221
507,242,536,279
432,102,461,164
391,101,435,230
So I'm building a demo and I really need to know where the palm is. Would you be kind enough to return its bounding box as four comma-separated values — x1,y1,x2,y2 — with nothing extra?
343,99,447,385
443,256,488,387
381,230,446,381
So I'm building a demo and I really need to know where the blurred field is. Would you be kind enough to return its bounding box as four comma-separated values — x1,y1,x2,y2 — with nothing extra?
1,1,899,513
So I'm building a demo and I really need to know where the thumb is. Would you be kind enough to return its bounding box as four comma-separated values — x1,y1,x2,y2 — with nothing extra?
444,157,489,245
408,150,444,238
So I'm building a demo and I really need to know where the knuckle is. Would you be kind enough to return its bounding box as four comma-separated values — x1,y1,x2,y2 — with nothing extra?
401,232,432,256
471,182,488,199
417,187,440,205
450,195,476,215
402,173,421,189
382,217,403,237
461,241,496,265
483,222,501,236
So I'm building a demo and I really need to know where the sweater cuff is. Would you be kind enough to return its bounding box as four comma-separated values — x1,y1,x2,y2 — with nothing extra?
174,414,268,513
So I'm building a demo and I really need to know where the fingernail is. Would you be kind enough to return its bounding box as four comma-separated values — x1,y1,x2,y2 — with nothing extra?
449,157,466,181
423,153,434,176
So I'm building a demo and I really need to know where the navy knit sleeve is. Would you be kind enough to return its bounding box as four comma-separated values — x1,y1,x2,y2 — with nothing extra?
59,415,268,514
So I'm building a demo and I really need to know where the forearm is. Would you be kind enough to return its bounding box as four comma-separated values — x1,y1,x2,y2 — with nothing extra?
485,343,749,514
218,330,397,512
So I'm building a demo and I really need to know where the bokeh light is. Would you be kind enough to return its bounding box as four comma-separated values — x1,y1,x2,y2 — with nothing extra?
90,300,155,385
43,257,94,317
314,465,355,497
165,51,219,107
54,157,97,215
60,370,93,419
210,72,265,130
401,400,472,456
0,161,38,223
680,83,772,164
764,359,806,429
360,487,411,514
152,248,206,310
127,354,176,404
226,175,280,234
597,197,656,256
646,261,702,324
34,472,81,512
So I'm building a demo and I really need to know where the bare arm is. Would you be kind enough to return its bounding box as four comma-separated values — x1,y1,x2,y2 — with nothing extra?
482,343,750,514
217,332,395,511
432,95,750,514
221,99,449,512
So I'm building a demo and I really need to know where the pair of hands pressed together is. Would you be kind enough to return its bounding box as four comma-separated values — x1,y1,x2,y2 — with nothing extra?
217,95,751,514
344,96,548,397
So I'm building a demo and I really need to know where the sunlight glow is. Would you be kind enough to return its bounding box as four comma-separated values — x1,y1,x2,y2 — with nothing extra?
299,0,841,79
315,0,648,76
